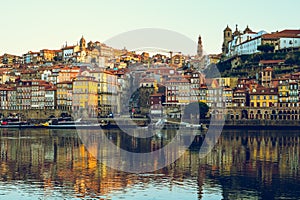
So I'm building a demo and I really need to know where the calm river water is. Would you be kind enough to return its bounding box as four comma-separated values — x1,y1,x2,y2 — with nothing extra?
0,128,299,200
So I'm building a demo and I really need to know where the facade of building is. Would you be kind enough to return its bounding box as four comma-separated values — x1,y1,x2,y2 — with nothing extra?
232,89,249,107
40,49,56,62
250,87,278,108
56,81,73,111
223,87,233,107
0,87,17,110
278,80,289,107
72,76,98,117
150,93,165,115
62,45,80,61
89,70,119,115
57,67,80,83
223,25,268,57
16,80,56,110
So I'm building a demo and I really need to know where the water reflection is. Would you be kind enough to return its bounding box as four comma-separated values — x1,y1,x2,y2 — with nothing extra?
0,128,299,199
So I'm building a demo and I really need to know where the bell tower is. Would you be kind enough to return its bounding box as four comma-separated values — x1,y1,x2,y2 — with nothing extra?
79,36,86,51
222,25,232,55
197,35,203,58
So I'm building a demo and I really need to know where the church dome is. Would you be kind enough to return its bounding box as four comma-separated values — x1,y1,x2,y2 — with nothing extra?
243,25,253,34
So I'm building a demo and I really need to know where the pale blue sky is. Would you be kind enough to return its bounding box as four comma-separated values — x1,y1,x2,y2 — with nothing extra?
1,0,299,55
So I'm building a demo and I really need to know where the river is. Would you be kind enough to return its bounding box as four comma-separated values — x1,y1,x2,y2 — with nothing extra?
0,128,299,200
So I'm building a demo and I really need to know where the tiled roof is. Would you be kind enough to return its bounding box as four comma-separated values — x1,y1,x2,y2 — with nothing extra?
259,60,285,65
262,29,300,39
250,87,278,95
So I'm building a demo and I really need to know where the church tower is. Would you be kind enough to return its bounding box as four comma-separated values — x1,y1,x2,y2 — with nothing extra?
197,35,203,58
79,36,86,51
222,25,233,55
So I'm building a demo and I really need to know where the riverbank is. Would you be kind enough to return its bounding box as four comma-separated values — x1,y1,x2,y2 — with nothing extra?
221,119,300,130
1,118,300,130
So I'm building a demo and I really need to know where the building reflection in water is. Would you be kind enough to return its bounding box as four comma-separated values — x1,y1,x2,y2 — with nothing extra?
0,128,299,199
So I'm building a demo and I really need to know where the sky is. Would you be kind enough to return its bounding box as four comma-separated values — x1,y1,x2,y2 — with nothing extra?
1,0,300,56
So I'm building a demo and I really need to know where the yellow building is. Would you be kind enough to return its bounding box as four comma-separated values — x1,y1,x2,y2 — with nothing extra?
57,81,73,111
2,53,20,65
171,54,184,68
199,85,208,104
89,70,119,115
250,87,278,107
0,70,11,84
72,76,98,117
176,79,190,104
223,87,233,107
215,77,238,88
261,67,273,87
40,49,56,62
208,54,221,64
278,80,289,107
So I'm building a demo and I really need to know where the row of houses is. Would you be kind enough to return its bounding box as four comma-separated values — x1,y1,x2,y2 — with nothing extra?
0,69,121,117
146,67,300,112
0,36,126,67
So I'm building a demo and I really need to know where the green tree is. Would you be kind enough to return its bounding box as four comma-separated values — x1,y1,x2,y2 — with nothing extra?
257,44,275,53
285,57,296,65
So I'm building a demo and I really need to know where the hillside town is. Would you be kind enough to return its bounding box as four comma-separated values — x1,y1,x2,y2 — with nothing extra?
0,25,300,121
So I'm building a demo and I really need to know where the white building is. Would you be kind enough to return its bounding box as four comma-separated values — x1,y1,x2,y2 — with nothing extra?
279,37,300,50
227,28,267,57
62,45,80,61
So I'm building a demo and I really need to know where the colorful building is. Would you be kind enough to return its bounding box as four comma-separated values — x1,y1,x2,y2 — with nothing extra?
56,81,73,111
72,76,98,117
0,87,17,110
250,87,278,108
278,79,289,107
223,87,233,107
57,67,80,83
89,70,119,115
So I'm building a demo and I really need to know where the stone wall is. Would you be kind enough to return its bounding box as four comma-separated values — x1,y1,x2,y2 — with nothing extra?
0,109,71,122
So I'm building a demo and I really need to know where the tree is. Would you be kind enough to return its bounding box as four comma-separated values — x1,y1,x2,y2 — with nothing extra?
257,44,275,53
183,102,209,122
285,57,296,65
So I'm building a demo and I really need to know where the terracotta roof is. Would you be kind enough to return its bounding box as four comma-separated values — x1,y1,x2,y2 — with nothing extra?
45,87,57,91
262,29,300,39
259,60,285,65
250,87,278,95
234,89,247,93
0,87,14,91
57,81,73,84
223,87,233,91
165,79,189,83
150,93,164,97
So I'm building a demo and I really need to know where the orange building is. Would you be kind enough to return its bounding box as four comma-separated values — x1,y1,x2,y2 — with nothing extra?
57,66,80,83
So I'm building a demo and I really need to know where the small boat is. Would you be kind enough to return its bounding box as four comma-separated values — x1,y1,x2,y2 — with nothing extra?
0,121,38,129
42,118,107,129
